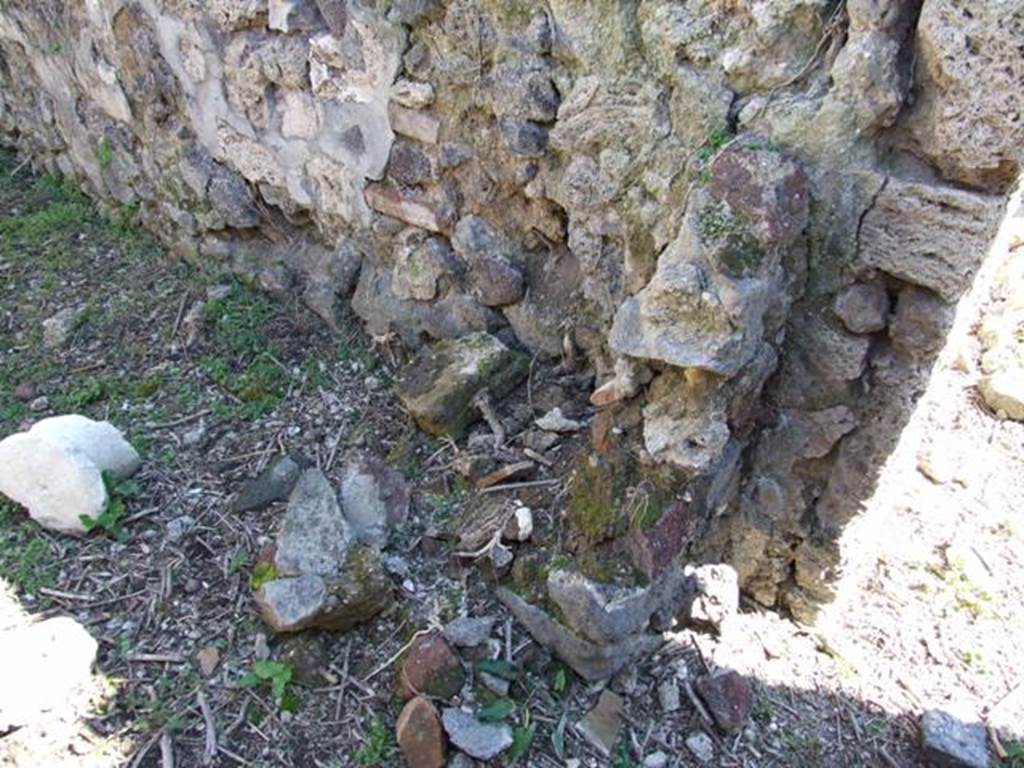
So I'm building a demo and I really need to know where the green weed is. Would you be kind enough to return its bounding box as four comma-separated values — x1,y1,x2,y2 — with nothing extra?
696,126,735,172
0,500,57,595
240,660,299,713
96,136,113,170
508,723,535,764
1004,739,1024,767
249,562,278,590
355,716,396,766
781,731,824,766
80,471,140,541
612,740,637,768
199,285,291,420
926,555,993,619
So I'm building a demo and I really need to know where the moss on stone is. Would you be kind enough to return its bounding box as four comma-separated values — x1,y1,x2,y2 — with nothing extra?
698,202,767,277
566,453,628,547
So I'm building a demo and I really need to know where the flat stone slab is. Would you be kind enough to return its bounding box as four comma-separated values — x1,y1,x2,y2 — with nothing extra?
274,468,351,576
920,709,990,768
340,453,410,548
394,332,528,439
576,689,624,757
441,708,513,761
858,175,1002,302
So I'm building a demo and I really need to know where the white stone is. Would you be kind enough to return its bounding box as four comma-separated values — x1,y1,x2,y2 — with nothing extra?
268,0,304,32
534,407,584,433
686,732,715,764
391,78,435,109
658,678,680,712
509,506,533,542
42,307,80,349
0,415,141,535
980,368,1024,421
0,617,98,731
280,90,320,140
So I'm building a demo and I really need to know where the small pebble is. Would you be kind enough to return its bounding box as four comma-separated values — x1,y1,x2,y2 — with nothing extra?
686,732,715,764
254,633,271,661
658,679,680,713
13,382,36,401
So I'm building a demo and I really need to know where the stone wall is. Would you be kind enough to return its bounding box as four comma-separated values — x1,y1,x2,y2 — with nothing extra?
2,0,1020,618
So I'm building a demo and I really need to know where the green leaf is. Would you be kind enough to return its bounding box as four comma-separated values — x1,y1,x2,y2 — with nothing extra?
249,562,278,590
279,688,301,714
552,667,567,694
551,725,565,759
269,667,292,701
239,673,261,688
478,659,519,681
508,725,535,764
477,698,515,722
551,715,567,759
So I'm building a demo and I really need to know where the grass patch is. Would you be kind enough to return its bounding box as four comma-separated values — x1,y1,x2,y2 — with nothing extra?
0,500,58,596
199,285,292,420
355,716,396,766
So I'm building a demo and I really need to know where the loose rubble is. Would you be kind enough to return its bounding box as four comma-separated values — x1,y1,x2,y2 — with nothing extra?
397,697,446,768
441,708,514,761
920,709,991,768
575,689,624,757
398,630,466,701
255,468,392,632
395,333,529,439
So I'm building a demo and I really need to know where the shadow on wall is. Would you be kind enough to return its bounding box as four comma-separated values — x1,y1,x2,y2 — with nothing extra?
710,177,1021,623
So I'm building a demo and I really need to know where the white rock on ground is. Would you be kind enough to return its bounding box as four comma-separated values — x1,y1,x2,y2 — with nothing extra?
0,415,141,535
0,616,98,732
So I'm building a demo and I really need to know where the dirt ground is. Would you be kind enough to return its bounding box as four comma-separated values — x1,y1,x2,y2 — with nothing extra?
0,148,1022,768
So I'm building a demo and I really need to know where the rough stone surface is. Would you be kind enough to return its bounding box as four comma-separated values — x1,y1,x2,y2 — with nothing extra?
610,142,809,377
858,177,1002,302
42,307,81,348
256,546,392,633
0,0,1016,623
398,630,466,701
441,708,513,761
547,566,691,645
920,709,990,768
274,469,351,577
340,453,410,548
834,283,890,334
686,732,715,764
628,501,692,579
231,455,303,513
397,696,446,768
695,669,752,733
904,1,1024,191
576,690,624,757
685,564,740,630
497,587,660,682
0,415,141,535
395,333,529,439
443,616,496,648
